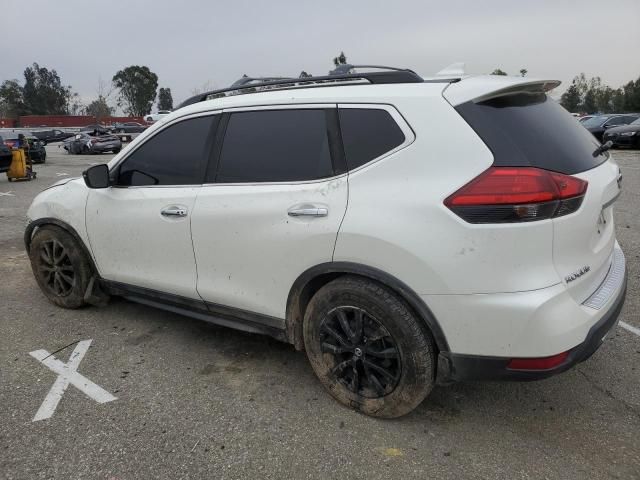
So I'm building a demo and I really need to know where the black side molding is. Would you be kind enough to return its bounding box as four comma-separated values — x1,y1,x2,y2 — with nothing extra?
102,280,287,342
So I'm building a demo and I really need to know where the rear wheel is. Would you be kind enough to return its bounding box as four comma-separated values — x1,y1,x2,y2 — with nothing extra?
28,226,93,308
303,276,435,418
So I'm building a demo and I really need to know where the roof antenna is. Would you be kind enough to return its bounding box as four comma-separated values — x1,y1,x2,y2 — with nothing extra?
436,62,465,77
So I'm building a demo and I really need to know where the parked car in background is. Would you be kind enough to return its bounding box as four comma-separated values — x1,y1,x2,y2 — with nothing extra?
0,136,12,173
603,117,640,148
32,129,74,145
111,122,148,133
83,125,112,135
0,130,47,163
63,132,121,154
582,114,640,142
578,115,595,123
144,110,171,123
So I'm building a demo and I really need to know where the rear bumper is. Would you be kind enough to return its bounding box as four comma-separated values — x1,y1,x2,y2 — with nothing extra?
435,245,627,383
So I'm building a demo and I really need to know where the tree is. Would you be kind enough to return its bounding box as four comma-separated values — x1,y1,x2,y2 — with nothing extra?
560,81,582,112
622,77,640,112
491,68,508,76
519,69,528,77
112,65,158,116
157,87,173,111
299,71,312,78
0,79,25,117
582,76,602,113
333,51,347,67
22,63,72,115
85,96,113,120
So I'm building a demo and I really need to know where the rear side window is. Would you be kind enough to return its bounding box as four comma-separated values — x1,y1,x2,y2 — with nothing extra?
215,109,333,183
339,108,405,170
456,93,604,175
117,115,218,186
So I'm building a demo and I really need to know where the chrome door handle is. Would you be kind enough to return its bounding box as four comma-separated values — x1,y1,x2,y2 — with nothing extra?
161,206,188,217
287,207,328,217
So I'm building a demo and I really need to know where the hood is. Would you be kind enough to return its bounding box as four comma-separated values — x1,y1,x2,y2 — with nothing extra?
43,176,80,190
604,123,640,134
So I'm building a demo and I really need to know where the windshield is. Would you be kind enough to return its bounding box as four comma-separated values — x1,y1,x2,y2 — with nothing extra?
581,116,609,128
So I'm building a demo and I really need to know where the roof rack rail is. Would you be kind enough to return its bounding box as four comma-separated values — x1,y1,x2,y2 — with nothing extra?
176,65,441,109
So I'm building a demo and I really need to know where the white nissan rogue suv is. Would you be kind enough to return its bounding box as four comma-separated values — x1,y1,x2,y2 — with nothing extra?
25,65,627,417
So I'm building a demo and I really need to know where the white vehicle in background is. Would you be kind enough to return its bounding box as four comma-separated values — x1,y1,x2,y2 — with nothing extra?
24,65,627,418
144,110,171,123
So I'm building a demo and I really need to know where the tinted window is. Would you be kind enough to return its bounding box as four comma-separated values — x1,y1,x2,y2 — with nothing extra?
606,117,626,126
215,109,333,183
456,93,605,175
118,115,217,186
339,109,406,170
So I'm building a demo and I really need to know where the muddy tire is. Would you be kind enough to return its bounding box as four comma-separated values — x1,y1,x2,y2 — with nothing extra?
28,225,93,309
303,276,435,418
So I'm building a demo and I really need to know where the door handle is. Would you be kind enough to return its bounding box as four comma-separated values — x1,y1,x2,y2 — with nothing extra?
287,206,328,217
161,206,188,217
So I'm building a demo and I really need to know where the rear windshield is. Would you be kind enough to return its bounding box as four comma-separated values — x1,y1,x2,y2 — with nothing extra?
456,93,605,174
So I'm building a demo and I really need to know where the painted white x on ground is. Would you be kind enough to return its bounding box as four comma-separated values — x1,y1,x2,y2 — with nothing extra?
29,339,117,422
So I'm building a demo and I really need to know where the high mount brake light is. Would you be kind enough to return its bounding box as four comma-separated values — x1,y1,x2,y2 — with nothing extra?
444,167,588,223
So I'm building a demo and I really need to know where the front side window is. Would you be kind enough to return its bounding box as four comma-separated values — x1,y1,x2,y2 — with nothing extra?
117,115,218,186
339,108,406,171
214,109,333,183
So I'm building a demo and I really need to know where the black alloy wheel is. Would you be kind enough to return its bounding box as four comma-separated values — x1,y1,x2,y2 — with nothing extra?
38,238,75,296
320,306,401,398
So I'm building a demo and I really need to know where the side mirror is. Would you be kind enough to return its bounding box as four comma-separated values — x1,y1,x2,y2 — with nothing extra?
82,164,110,189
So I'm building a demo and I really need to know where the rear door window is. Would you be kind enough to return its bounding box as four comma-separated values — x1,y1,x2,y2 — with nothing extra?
117,115,218,186
456,93,605,174
339,108,406,170
214,109,334,183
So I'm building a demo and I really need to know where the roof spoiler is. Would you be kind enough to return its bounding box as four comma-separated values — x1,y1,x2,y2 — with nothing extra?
443,78,562,106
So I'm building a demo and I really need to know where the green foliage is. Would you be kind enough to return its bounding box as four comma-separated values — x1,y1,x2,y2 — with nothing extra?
560,73,640,114
112,65,158,116
560,81,582,112
85,96,113,119
22,63,72,115
158,87,173,111
0,79,25,117
491,68,508,76
333,52,347,67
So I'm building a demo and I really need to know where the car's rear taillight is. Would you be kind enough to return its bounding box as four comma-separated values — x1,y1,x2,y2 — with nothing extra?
444,167,588,223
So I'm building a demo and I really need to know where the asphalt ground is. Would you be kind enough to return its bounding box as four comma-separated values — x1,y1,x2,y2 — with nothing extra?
1,144,639,479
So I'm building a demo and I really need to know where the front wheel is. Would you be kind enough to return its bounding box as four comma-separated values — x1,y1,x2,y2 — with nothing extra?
303,276,435,418
28,226,93,308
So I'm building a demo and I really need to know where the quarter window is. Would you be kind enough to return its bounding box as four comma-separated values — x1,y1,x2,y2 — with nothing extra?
339,108,406,171
117,115,218,186
215,109,333,183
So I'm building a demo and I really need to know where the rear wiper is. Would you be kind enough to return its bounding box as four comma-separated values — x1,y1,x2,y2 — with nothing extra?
593,140,613,158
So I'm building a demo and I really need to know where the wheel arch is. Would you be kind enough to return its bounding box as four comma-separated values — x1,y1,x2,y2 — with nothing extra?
286,262,450,353
24,218,98,273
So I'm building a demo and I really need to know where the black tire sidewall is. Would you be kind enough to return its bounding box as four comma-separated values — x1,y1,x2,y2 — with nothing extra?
303,276,435,418
29,226,92,309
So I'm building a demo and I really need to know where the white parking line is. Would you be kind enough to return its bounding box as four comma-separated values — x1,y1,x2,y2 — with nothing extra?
620,321,640,337
0,191,15,196
29,339,117,421
55,173,69,176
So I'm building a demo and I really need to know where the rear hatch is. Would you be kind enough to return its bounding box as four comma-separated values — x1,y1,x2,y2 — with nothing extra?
445,79,622,302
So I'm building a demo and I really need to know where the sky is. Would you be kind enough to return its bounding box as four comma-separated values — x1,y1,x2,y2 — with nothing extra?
1,0,639,112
